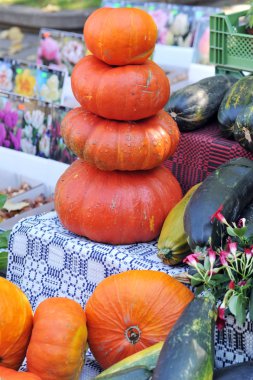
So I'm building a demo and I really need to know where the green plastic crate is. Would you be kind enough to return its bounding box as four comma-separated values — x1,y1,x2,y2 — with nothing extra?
210,10,253,74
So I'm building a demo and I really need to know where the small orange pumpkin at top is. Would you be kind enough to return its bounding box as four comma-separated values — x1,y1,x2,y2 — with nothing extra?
85,270,194,369
0,277,33,370
83,7,158,66
0,367,41,379
26,297,88,380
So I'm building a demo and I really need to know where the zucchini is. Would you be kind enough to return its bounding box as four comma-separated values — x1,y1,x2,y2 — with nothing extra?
152,297,215,380
214,362,253,379
184,157,253,250
218,76,253,138
158,183,201,265
165,75,237,132
95,342,163,379
234,104,253,152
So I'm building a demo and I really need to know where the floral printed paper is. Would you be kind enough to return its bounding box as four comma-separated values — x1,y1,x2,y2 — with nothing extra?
0,91,73,162
101,1,220,48
37,29,85,75
0,58,66,104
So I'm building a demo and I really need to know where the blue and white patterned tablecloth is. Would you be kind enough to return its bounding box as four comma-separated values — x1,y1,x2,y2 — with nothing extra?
6,211,186,379
6,211,253,376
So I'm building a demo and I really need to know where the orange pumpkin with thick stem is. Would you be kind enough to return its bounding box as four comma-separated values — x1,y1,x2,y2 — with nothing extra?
54,160,182,244
61,108,180,171
71,55,170,121
0,278,33,370
0,367,41,379
83,7,158,66
26,298,87,380
85,270,194,369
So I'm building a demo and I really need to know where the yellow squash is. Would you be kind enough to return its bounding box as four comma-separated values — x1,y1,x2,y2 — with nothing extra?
95,342,163,379
158,183,201,265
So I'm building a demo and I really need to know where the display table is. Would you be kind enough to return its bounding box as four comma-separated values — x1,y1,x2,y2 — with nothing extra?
6,212,253,375
166,123,253,194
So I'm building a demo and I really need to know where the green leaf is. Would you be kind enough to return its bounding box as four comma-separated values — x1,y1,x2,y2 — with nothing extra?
0,194,7,209
228,294,238,316
191,273,203,287
211,273,230,284
229,294,247,325
226,226,238,237
233,227,248,237
0,251,8,271
0,230,11,249
204,256,210,271
249,288,253,321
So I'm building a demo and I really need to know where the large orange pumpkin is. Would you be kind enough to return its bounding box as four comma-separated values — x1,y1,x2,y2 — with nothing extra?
54,160,182,244
0,278,33,370
71,55,170,121
61,108,180,171
0,367,41,379
26,297,87,380
85,270,194,369
83,7,158,66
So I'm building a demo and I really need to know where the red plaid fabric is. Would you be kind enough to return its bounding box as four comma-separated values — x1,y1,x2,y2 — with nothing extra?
164,122,253,194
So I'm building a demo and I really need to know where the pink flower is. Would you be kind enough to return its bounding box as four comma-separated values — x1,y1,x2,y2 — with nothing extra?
244,248,253,261
219,250,229,266
210,205,228,225
237,218,246,228
238,280,247,286
183,253,200,268
228,242,237,258
208,247,216,266
216,304,226,331
38,37,61,64
228,280,235,290
0,123,6,145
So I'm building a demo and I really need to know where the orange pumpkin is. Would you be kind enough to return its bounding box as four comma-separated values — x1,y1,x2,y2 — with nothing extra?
0,278,33,370
61,108,180,171
0,367,41,379
54,160,182,244
85,270,194,369
26,298,87,380
83,7,158,66
71,55,170,121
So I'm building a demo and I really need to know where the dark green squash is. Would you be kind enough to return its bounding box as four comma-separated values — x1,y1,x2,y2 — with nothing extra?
152,297,215,380
218,76,253,138
184,157,253,250
165,75,237,132
234,104,253,152
214,362,253,379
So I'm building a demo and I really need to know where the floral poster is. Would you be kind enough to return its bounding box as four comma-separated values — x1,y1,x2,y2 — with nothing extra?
0,91,74,163
101,1,220,48
49,105,76,164
37,29,85,75
0,92,23,151
0,58,66,104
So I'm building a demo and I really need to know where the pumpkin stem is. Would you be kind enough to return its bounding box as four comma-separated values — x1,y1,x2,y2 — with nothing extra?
125,326,141,344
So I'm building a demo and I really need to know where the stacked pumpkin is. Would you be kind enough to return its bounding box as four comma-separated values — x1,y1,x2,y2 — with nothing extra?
55,7,182,245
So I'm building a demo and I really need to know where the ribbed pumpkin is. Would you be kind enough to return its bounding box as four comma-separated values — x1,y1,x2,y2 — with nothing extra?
61,108,180,171
54,160,182,244
83,7,158,66
71,55,170,121
0,278,33,370
0,367,41,379
85,270,194,369
26,298,87,380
